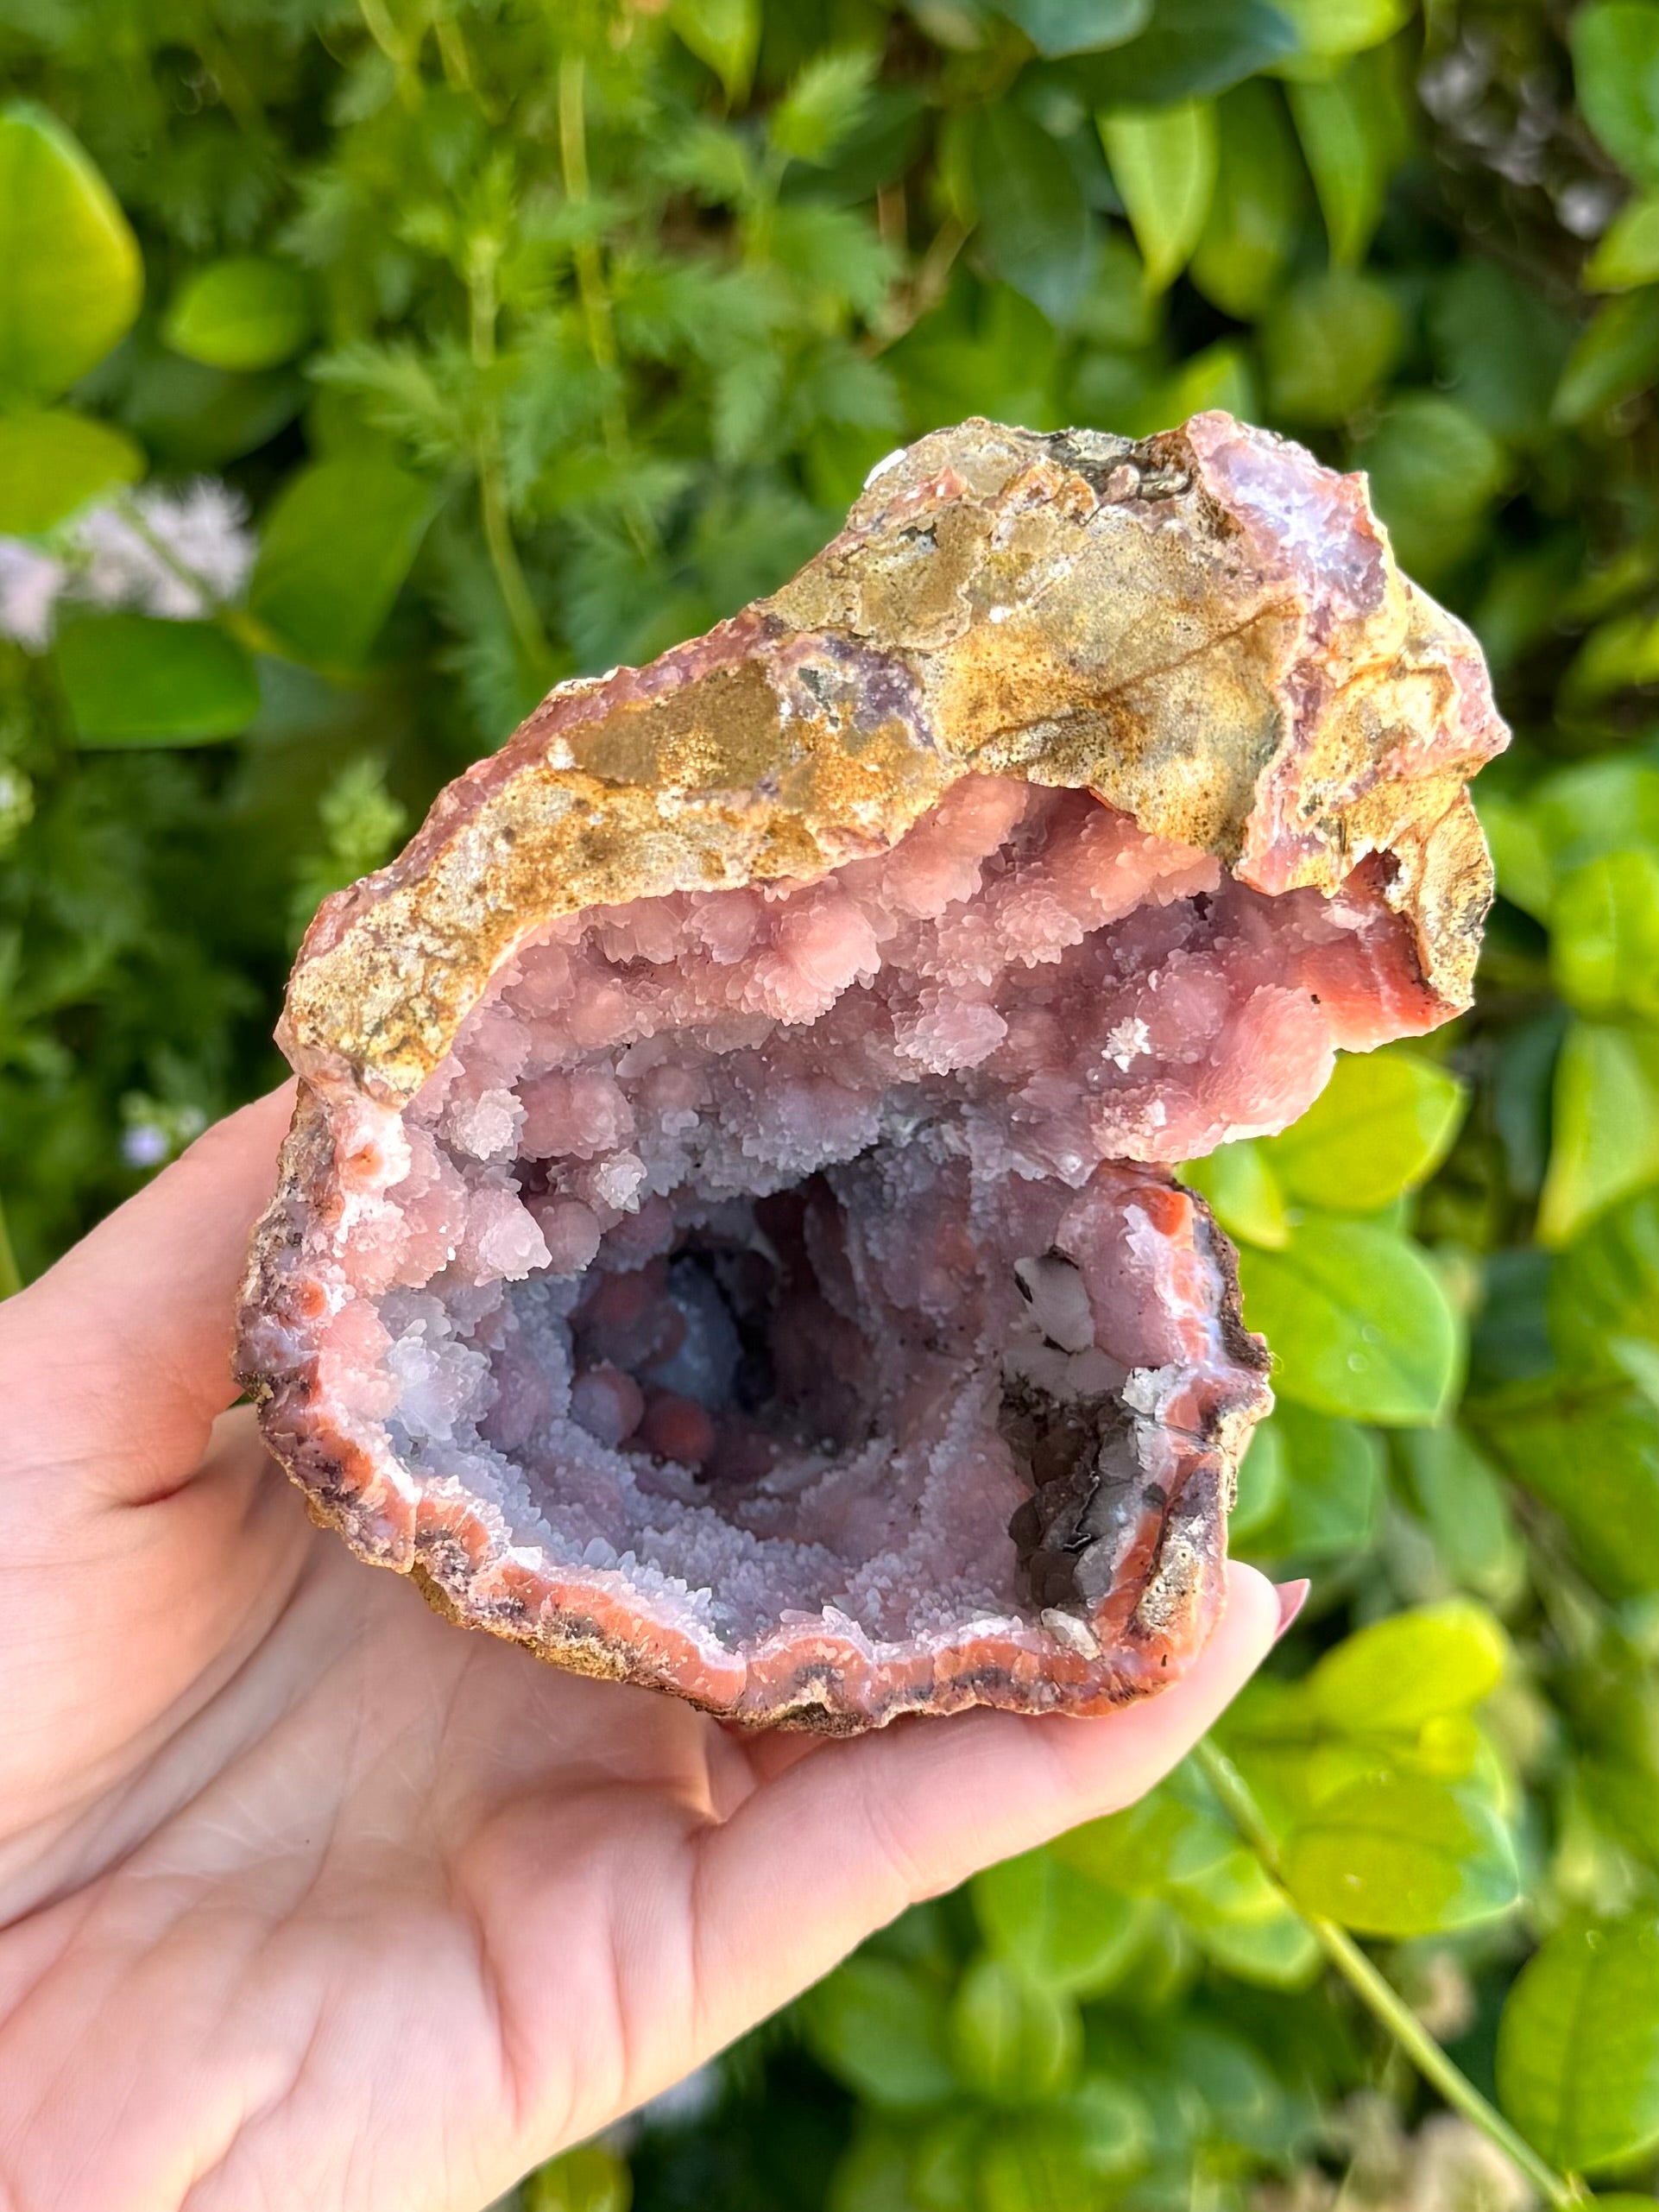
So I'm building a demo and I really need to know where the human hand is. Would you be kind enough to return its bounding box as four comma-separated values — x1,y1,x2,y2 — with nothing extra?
0,1090,1284,2212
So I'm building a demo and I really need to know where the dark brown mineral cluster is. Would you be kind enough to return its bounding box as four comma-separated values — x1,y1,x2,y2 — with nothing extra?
237,413,1506,1730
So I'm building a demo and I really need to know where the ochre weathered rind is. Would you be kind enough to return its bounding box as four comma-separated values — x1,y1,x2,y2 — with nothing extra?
239,412,1506,1731
279,414,1505,1108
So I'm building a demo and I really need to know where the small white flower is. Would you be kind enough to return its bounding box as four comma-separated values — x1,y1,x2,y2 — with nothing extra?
73,481,255,623
0,540,67,647
144,481,254,604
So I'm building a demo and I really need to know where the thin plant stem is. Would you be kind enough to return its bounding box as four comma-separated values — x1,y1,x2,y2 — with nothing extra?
557,53,631,466
357,0,422,107
1193,1738,1584,2210
0,1195,22,1300
466,242,552,679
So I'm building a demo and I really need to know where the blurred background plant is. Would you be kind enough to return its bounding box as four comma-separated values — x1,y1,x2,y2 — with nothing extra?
3,0,1659,2206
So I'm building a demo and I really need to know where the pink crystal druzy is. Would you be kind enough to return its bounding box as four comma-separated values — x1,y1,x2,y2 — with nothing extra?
237,414,1506,1730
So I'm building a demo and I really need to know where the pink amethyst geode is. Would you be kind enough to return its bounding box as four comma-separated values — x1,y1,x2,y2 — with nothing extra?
237,414,1505,1731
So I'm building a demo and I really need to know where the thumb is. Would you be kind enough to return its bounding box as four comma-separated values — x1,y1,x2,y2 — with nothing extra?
0,1084,295,1505
691,1563,1281,2051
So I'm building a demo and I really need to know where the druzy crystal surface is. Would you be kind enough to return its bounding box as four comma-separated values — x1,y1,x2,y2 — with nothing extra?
238,413,1506,1729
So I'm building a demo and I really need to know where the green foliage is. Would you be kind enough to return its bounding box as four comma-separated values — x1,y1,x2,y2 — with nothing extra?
54,616,261,746
1498,1916,1659,2173
3,5,1659,2208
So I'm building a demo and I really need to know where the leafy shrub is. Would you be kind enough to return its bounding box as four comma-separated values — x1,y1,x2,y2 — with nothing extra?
3,1,1659,2207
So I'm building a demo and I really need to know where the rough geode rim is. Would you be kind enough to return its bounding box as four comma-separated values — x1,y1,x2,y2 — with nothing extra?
237,411,1507,1731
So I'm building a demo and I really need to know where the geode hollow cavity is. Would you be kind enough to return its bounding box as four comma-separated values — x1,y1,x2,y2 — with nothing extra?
237,414,1506,1731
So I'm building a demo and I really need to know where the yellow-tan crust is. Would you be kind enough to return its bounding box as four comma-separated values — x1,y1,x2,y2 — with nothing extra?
279,414,1504,1108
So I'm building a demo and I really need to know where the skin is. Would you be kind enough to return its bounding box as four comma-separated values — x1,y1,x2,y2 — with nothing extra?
0,1086,1285,2212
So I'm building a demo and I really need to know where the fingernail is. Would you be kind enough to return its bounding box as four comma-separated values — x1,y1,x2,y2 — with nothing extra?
1274,1578,1311,1640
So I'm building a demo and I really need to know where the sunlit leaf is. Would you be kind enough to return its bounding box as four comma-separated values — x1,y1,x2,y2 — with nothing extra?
1555,290,1659,424
0,408,142,534
1289,48,1410,268
1097,101,1217,294
162,256,311,373
669,0,760,100
1190,80,1303,316
1282,1775,1520,1936
1239,1218,1462,1425
1183,1139,1290,1249
1572,3,1659,188
0,103,142,398
1587,193,1659,289
1309,1601,1509,1734
1551,851,1659,1020
1538,1019,1659,1246
1237,1404,1385,1558
1264,1050,1469,1215
1498,1916,1659,2173
972,1849,1146,1994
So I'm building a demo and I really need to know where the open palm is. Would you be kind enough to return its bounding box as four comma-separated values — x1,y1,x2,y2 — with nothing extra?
0,1089,1281,2212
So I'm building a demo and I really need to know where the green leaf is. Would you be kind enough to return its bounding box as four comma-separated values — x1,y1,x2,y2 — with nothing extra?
996,0,1152,58
1289,48,1410,267
1271,0,1409,57
1355,394,1510,580
949,1957,1082,2105
1189,81,1303,318
1498,1916,1659,2174
0,103,142,400
162,256,312,373
1538,1019,1659,1247
1238,1404,1385,1557
972,1849,1145,1994
1261,269,1402,424
969,104,1094,326
523,2143,632,2212
1396,1428,1526,1604
1552,852,1659,1019
977,2100,1145,2212
1587,193,1659,289
1308,1601,1509,1734
1555,290,1659,424
1098,101,1217,294
54,616,260,747
1536,759,1659,878
1264,1050,1469,1214
1573,4,1659,189
1055,0,1298,108
1550,1186,1659,1378
1478,1380,1659,1602
802,1957,960,2109
768,49,879,167
669,0,760,101
1430,259,1575,447
1183,1139,1291,1249
1240,1218,1462,1425
248,457,435,670
1230,1416,1288,1542
1281,1776,1520,1937
0,408,142,534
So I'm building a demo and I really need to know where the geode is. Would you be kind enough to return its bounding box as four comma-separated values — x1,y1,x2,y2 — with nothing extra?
237,413,1505,1731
